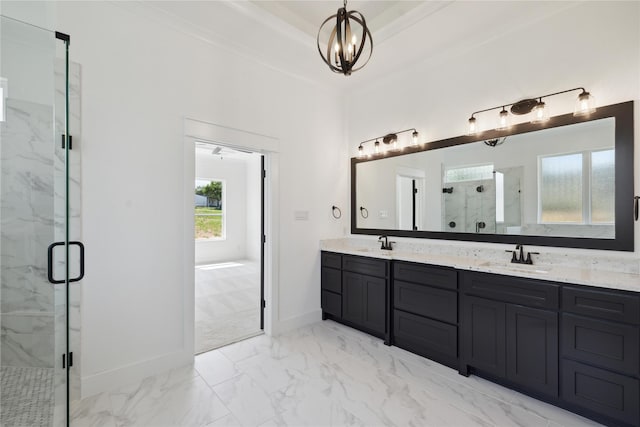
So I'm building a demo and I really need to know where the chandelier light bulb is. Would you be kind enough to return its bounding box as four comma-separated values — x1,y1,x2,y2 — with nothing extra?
412,130,419,145
374,140,380,154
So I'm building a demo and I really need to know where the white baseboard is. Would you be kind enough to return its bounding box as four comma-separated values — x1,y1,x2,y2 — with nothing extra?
80,349,193,399
273,309,322,336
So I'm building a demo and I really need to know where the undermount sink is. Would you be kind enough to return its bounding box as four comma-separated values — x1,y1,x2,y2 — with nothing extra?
479,261,551,275
352,247,391,254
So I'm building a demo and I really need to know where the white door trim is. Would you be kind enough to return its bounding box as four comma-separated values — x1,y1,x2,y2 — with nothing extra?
183,117,279,358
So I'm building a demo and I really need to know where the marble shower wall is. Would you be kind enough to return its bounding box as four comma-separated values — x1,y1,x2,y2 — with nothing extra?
0,97,56,368
442,178,496,233
0,59,81,394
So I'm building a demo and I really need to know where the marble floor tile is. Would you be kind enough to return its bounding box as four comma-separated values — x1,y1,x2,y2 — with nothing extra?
195,260,262,354
110,372,229,427
71,320,603,427
69,392,117,427
212,374,279,427
195,349,241,387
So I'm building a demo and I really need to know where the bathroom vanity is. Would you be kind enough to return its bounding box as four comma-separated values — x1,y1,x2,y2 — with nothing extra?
320,243,640,427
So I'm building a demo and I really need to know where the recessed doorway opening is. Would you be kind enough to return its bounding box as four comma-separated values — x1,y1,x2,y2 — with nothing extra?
194,142,265,354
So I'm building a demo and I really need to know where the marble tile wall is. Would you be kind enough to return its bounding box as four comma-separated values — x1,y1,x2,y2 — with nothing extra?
443,179,496,233
0,57,82,426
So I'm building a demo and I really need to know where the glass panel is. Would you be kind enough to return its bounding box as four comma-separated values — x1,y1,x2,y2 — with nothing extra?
0,15,68,426
540,153,583,223
591,149,615,223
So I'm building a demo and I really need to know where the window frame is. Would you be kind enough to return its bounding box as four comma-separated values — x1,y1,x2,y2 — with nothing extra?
537,148,614,225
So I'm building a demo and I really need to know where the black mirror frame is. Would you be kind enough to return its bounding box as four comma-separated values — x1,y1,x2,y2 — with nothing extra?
351,101,634,251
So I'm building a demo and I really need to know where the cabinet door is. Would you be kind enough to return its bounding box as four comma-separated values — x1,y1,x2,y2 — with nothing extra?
462,296,506,377
342,271,365,325
342,271,386,335
362,274,386,334
506,305,558,398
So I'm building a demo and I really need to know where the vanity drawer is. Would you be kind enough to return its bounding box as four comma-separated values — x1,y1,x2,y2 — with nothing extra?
461,271,559,309
561,313,639,376
394,309,458,368
321,267,342,294
394,262,457,291
321,251,342,269
321,291,342,318
561,359,639,427
342,255,388,278
394,280,457,324
563,286,640,325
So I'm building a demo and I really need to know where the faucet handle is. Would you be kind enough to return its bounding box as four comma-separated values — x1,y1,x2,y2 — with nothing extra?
525,252,540,265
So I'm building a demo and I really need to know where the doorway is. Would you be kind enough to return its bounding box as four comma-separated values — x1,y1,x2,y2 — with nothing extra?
193,142,265,354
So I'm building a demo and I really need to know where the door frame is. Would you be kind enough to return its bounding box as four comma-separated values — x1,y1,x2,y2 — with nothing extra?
182,118,279,357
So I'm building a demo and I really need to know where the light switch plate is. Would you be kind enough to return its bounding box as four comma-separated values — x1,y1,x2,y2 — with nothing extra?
294,210,309,221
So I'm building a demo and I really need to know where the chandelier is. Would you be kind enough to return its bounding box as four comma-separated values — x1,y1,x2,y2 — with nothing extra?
317,0,373,76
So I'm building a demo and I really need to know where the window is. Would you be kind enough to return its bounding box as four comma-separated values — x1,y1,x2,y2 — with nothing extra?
443,164,493,183
538,149,614,224
195,179,225,239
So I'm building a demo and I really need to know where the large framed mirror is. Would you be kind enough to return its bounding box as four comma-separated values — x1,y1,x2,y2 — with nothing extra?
351,101,634,251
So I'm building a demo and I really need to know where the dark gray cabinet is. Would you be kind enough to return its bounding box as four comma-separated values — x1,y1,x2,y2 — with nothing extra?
343,271,386,335
506,305,558,397
461,271,559,399
392,262,458,368
320,253,640,426
320,251,389,343
461,295,506,377
560,285,640,426
321,252,342,320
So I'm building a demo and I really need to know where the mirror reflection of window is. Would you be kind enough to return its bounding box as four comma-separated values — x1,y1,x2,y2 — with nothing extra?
538,149,614,224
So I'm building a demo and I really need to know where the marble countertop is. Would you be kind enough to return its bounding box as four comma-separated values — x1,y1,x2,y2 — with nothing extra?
320,239,640,293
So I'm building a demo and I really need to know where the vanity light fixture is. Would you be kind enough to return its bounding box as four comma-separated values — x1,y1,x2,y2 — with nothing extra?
317,0,373,76
467,87,595,134
357,128,419,157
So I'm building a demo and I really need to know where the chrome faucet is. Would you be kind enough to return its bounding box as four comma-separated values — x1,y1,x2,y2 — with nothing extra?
506,244,539,265
378,235,395,250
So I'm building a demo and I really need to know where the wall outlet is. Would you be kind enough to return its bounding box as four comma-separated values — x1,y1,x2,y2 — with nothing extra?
379,210,388,219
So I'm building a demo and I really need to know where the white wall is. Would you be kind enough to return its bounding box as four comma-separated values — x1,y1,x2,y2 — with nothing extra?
56,1,348,396
195,152,247,264
347,1,640,255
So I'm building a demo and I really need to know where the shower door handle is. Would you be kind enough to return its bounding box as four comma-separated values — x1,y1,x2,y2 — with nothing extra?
69,241,85,283
47,241,85,284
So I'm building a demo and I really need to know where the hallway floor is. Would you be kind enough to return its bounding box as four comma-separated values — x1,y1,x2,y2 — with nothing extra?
70,320,600,427
195,260,262,354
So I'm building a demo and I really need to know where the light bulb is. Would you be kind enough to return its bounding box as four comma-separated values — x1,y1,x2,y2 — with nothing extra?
358,145,364,157
352,35,357,45
497,108,510,130
412,130,419,145
392,139,397,150
574,91,596,116
374,140,380,154
468,116,477,135
531,100,549,123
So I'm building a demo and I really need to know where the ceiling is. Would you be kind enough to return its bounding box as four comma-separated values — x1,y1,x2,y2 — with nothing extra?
249,1,429,40
132,1,582,89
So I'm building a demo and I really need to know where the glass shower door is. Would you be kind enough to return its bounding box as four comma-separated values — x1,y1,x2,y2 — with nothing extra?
0,15,70,427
